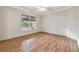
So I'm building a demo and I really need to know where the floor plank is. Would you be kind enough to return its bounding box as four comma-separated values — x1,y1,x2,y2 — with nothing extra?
0,32,78,52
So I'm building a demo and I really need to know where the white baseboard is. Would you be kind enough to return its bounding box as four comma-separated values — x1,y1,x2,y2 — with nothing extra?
0,30,40,41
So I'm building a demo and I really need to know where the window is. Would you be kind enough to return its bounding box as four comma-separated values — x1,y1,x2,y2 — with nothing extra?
30,16,36,29
21,14,36,31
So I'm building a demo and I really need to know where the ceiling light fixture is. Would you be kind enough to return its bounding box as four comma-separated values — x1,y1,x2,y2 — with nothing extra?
37,6,48,12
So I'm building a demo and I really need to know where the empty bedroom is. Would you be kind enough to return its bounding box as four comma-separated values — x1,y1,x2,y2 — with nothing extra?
0,6,79,52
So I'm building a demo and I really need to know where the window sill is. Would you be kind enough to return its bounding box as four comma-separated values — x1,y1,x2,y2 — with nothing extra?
21,27,36,32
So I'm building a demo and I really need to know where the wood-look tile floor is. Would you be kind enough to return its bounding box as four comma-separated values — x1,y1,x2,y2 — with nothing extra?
0,32,78,52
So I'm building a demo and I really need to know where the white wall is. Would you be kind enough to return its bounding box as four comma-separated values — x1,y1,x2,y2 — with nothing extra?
76,7,79,47
0,8,3,39
41,7,79,39
41,10,67,35
41,7,79,47
66,7,78,40
0,7,7,39
0,7,41,40
66,7,79,47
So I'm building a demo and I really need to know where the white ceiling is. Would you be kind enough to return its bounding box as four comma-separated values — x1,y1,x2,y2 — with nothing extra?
15,6,71,15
